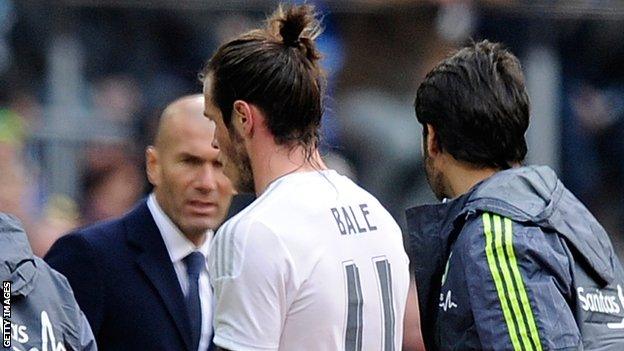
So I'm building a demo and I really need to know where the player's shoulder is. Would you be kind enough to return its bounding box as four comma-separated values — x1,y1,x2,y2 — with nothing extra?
210,211,287,279
217,210,275,239
455,211,542,260
222,171,328,225
331,173,392,210
344,183,401,229
218,182,286,234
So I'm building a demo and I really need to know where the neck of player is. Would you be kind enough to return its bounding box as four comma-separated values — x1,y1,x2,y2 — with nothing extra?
252,144,327,196
445,161,499,198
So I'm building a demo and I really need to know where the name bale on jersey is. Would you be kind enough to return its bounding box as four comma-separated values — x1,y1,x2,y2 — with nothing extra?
330,204,377,235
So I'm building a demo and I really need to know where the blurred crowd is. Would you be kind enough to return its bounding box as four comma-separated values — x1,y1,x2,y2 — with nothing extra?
1,0,624,257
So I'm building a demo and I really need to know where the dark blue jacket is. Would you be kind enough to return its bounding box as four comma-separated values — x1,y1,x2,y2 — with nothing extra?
0,213,96,351
406,166,624,350
45,200,198,351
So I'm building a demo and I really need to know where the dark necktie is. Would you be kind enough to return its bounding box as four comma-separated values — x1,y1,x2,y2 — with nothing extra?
183,251,204,351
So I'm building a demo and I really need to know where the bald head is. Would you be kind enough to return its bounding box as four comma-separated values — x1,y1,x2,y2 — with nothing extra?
146,94,233,242
154,94,212,149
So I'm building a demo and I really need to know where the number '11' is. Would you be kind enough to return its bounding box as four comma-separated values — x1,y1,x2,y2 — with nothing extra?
343,258,395,351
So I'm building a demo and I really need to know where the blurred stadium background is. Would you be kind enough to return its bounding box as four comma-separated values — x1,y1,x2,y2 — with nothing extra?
1,0,623,257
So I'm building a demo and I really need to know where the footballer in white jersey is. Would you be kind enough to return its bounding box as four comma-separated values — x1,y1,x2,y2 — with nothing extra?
201,4,413,350
209,170,410,351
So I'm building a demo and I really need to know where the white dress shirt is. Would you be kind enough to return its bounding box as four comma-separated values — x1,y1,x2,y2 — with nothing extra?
147,194,212,351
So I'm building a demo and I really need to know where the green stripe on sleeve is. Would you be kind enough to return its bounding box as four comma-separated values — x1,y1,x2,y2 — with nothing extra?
482,213,523,351
504,217,543,351
494,215,534,351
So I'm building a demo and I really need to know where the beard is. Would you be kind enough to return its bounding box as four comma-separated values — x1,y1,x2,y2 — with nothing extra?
233,150,254,194
423,147,451,201
225,129,255,194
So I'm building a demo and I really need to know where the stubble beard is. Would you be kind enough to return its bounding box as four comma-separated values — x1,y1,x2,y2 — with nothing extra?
234,152,255,194
424,151,450,201
227,130,255,194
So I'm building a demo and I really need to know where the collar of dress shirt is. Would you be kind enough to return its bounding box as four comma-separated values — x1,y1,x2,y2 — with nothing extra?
147,193,211,265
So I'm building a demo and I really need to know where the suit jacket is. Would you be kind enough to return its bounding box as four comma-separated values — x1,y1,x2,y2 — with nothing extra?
45,200,199,351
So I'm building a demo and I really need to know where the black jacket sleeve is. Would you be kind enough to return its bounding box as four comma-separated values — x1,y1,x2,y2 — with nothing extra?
45,233,106,335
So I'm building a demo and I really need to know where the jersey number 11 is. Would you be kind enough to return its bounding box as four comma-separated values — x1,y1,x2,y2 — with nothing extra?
343,257,395,351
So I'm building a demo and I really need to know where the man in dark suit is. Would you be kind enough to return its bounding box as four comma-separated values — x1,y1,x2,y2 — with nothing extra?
45,94,234,351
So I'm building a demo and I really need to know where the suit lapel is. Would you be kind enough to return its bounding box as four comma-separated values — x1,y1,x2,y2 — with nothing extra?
126,201,193,351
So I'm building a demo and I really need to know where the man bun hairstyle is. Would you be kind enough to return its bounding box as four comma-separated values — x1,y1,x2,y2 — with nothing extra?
277,5,320,51
415,40,530,169
203,4,325,151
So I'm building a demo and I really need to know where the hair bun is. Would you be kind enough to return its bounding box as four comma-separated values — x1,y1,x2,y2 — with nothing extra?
274,4,321,49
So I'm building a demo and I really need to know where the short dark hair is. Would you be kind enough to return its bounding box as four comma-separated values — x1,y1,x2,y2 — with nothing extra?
415,40,530,169
202,4,325,150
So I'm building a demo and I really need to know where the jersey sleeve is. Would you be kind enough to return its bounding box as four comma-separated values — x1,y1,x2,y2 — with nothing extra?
208,218,297,351
459,212,581,351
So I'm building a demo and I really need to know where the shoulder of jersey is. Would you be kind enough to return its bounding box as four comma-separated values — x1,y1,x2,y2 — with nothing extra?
211,189,285,280
211,215,261,280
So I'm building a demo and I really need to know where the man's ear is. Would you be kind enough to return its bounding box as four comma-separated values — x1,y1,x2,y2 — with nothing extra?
426,124,441,157
232,100,254,137
145,146,161,186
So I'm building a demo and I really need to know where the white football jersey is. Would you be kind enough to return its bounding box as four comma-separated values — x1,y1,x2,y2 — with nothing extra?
208,170,410,351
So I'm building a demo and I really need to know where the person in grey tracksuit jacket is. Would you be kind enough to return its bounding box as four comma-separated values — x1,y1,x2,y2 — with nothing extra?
405,40,624,351
0,213,96,351
406,166,624,350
